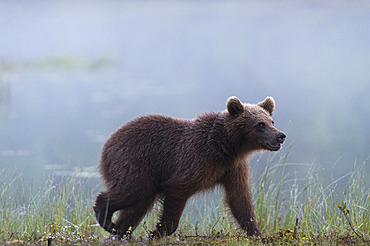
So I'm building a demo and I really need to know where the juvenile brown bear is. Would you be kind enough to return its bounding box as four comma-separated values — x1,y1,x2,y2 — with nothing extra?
94,96,286,238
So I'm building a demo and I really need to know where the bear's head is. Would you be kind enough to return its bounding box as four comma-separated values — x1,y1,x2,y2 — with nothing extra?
225,96,286,153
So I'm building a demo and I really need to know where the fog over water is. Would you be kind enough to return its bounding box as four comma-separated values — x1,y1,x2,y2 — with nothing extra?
0,1,369,191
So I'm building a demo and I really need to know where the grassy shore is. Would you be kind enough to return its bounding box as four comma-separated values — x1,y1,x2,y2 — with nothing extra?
1,152,369,245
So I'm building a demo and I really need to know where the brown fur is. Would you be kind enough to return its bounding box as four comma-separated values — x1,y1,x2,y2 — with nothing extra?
94,96,286,238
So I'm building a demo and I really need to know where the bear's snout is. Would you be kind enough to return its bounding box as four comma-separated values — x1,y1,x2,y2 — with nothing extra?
277,132,286,144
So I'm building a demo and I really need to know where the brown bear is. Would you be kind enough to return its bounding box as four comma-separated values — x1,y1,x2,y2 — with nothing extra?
94,96,286,238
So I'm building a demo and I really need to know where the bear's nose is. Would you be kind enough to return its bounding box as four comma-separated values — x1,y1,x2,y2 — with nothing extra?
277,132,286,143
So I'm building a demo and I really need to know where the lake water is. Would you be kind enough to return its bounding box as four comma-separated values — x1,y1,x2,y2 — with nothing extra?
0,1,369,189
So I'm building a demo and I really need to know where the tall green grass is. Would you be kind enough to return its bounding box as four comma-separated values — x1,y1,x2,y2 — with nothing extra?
0,173,104,244
253,152,369,241
0,152,369,244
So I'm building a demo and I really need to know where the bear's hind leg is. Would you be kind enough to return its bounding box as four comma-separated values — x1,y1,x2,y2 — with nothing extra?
94,191,122,234
115,198,156,237
150,195,188,238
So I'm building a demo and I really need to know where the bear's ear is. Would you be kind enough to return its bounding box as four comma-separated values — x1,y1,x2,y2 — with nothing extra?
227,96,244,116
258,96,275,116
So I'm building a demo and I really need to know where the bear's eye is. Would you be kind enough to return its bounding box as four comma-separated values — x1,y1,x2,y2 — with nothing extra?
257,122,266,129
272,120,275,125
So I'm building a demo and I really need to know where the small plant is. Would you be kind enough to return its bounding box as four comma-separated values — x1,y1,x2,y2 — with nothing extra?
338,202,369,244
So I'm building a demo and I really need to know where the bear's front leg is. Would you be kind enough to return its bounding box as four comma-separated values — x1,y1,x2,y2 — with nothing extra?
221,163,262,237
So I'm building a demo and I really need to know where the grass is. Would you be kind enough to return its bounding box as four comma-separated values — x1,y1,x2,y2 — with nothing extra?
0,151,369,245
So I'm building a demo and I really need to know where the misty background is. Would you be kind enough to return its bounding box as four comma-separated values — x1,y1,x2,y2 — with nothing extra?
0,1,369,193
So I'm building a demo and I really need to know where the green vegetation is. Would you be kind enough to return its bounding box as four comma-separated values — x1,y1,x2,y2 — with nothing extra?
0,55,116,73
1,152,369,245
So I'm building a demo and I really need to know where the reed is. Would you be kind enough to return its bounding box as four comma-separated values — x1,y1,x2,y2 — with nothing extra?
0,152,368,245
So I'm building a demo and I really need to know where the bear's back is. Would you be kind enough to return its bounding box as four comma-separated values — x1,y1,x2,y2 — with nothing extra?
100,115,189,185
